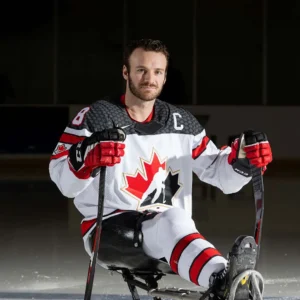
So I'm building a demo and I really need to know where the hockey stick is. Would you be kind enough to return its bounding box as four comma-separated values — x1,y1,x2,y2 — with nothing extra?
251,166,264,261
84,167,106,300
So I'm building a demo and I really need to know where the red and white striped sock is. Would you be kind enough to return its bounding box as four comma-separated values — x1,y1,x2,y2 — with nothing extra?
169,232,227,287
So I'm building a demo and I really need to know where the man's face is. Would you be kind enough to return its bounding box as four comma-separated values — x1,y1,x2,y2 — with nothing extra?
123,48,167,101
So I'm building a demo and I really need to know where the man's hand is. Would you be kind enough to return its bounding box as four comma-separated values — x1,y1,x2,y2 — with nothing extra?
228,130,272,177
243,130,273,168
68,128,126,179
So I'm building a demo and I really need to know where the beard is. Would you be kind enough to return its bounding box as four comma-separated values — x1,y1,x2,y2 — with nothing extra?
128,75,163,101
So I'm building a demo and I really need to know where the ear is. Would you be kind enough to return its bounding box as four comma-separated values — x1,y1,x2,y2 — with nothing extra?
163,73,167,85
122,65,128,80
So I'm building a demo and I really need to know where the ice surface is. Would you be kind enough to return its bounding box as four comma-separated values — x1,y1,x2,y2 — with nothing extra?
0,293,299,300
1,179,300,300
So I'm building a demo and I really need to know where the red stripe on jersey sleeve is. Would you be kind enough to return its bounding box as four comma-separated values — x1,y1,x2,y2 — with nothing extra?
189,248,221,285
192,136,210,159
59,133,85,144
170,233,204,274
50,150,69,160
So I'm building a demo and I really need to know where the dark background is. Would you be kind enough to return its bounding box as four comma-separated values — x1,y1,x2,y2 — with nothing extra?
0,0,299,106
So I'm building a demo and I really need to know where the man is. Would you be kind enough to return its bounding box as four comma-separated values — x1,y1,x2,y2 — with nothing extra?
49,39,272,299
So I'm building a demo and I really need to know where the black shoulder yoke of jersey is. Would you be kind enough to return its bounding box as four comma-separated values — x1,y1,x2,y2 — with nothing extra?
90,95,204,136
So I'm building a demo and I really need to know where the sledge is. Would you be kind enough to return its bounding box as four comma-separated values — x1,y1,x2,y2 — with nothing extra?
83,166,265,300
96,231,264,300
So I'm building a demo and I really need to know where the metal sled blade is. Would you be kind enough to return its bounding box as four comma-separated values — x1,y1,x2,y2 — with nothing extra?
228,269,264,300
149,270,264,300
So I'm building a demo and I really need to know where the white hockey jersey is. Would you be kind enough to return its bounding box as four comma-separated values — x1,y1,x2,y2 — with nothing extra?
49,96,250,250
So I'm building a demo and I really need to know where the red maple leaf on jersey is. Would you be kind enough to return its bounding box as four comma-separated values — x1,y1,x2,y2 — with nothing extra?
123,151,166,200
56,144,67,153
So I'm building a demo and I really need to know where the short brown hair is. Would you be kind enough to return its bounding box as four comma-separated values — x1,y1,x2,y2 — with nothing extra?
123,39,170,72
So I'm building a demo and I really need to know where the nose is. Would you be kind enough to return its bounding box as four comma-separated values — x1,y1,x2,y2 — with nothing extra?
143,70,155,84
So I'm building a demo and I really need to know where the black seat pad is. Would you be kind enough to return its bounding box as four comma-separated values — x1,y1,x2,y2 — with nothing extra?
95,211,175,274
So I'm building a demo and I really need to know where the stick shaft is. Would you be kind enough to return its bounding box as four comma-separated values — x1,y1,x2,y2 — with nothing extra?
251,166,264,260
84,167,106,300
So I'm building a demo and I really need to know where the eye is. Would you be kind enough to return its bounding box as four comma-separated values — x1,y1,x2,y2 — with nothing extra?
156,70,163,75
137,68,145,73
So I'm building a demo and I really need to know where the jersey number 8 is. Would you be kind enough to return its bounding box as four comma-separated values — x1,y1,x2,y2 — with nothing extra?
72,107,90,126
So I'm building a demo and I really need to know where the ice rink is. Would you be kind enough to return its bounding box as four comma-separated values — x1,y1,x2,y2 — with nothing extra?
1,176,299,300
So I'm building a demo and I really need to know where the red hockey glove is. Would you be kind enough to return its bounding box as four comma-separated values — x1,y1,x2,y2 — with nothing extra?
68,128,126,179
228,130,272,177
243,130,272,168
